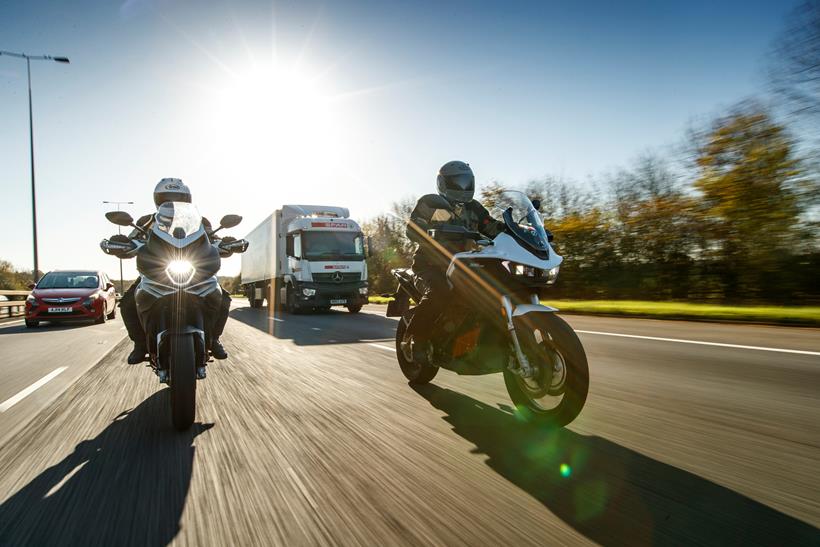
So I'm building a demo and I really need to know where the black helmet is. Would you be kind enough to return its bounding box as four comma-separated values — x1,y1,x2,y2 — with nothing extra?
437,161,475,204
153,178,192,208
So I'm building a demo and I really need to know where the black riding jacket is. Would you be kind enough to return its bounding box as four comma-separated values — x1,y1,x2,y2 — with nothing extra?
407,195,504,273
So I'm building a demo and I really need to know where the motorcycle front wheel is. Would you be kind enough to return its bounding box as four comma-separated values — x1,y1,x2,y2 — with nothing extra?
503,313,588,428
169,333,197,431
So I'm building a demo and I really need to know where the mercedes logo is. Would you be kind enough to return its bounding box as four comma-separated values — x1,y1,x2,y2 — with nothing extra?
331,271,343,283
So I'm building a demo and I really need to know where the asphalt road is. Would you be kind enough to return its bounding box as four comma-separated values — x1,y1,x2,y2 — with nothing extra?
0,315,127,446
0,302,818,546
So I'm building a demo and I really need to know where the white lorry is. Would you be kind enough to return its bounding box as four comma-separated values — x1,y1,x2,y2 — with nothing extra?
240,205,369,313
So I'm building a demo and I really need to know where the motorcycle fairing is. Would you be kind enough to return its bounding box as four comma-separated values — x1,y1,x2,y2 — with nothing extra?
447,232,562,281
138,275,219,299
512,303,559,316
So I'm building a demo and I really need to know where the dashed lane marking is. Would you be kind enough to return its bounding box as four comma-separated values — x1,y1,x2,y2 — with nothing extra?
575,330,820,356
0,367,68,412
368,343,396,352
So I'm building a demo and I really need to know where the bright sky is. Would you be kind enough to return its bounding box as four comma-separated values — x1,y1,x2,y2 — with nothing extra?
0,0,795,279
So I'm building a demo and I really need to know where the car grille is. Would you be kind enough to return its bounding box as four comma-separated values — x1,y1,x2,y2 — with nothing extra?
312,272,361,283
42,297,81,304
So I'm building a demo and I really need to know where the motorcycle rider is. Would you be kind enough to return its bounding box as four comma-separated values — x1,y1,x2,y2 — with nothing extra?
405,161,505,362
120,178,232,364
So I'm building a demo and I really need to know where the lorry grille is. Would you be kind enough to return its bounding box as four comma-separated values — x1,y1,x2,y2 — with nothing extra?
312,272,361,283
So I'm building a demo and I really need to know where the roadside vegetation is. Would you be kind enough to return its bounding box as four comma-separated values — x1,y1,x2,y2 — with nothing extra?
363,3,819,318
368,296,820,326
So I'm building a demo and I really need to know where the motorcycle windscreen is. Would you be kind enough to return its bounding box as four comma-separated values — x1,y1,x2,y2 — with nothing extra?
495,191,551,258
154,201,206,248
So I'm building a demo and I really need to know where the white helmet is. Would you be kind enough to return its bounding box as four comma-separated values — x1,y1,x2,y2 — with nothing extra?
153,178,192,207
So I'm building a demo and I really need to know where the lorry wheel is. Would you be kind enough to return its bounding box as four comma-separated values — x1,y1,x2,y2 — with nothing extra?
347,304,362,314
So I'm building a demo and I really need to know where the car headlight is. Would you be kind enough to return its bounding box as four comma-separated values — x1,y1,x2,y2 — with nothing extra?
302,288,316,296
358,287,368,295
546,266,560,284
26,295,37,305
83,295,98,307
166,260,196,286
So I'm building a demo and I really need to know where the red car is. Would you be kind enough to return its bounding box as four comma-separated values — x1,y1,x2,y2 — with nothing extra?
25,270,117,328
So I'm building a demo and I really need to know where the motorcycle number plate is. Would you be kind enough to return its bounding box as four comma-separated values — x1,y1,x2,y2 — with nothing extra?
48,306,73,313
330,299,347,305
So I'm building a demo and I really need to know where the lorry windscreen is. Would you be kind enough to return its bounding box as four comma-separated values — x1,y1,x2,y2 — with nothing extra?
303,232,364,260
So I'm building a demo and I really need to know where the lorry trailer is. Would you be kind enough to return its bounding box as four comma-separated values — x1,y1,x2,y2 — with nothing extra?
240,205,368,313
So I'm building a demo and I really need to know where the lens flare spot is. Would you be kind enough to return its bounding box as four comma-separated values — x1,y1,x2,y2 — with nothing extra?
560,463,572,477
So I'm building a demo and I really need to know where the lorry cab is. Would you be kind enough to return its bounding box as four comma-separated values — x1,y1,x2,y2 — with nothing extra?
241,205,369,313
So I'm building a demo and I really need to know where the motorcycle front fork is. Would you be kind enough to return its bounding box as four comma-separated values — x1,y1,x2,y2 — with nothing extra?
503,295,539,378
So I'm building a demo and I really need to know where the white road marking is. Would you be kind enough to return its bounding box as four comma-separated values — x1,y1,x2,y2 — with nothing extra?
311,327,321,331
0,367,68,412
575,330,820,356
267,316,285,323
368,343,396,352
287,467,318,510
45,461,88,497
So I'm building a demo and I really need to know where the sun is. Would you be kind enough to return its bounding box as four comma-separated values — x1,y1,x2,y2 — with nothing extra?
203,64,342,183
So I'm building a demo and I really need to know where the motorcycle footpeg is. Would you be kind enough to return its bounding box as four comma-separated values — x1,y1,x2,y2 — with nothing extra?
196,367,207,380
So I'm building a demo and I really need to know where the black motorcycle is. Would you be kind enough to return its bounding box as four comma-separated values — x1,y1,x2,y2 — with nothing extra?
101,202,248,430
387,191,588,427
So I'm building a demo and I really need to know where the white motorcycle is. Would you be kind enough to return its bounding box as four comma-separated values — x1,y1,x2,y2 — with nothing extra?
387,191,588,427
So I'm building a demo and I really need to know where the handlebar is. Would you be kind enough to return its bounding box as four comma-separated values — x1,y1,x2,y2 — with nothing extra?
217,237,249,257
427,224,483,242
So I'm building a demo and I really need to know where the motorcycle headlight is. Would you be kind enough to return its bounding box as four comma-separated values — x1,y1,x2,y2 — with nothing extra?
546,266,560,284
166,260,196,286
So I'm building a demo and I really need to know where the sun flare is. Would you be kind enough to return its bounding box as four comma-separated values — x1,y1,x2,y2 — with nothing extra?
204,64,342,183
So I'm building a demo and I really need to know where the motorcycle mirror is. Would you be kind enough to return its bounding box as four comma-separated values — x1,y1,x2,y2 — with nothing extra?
531,199,541,211
219,214,243,229
106,211,134,227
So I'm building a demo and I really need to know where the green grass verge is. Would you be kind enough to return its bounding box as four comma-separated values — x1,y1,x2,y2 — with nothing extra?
368,296,820,325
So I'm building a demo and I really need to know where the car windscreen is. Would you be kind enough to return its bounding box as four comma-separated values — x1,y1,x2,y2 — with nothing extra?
37,272,99,289
302,231,364,260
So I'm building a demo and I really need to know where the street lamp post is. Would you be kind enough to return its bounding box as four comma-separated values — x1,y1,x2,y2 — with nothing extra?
0,50,70,283
102,200,134,294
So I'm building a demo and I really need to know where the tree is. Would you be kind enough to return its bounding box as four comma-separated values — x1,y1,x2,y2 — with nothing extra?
0,260,37,291
770,1,820,126
609,154,700,298
692,104,804,299
362,198,417,295
218,275,241,295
